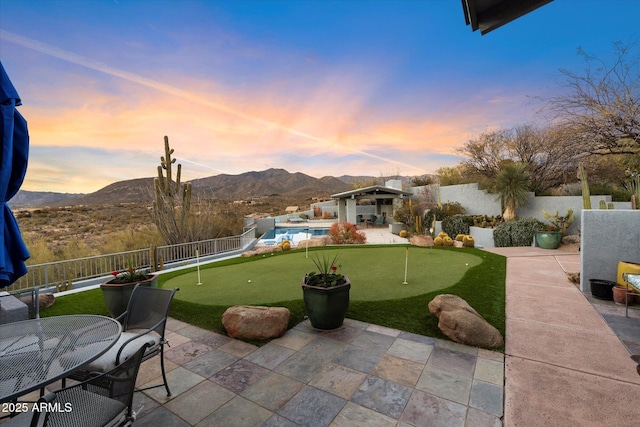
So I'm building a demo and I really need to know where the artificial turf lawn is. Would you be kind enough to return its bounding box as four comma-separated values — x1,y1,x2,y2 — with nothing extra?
41,245,506,349
164,246,483,305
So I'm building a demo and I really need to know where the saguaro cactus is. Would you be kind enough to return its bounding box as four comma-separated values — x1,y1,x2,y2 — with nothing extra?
578,164,591,209
152,136,193,244
632,176,640,209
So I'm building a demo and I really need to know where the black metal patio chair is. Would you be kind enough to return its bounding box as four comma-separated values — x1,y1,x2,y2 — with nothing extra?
3,342,151,427
65,285,179,396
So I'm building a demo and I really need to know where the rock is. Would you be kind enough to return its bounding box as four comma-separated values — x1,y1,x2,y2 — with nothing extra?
241,246,283,257
222,305,290,340
297,238,327,248
255,246,283,255
18,293,55,309
562,235,580,244
410,235,434,247
428,294,503,348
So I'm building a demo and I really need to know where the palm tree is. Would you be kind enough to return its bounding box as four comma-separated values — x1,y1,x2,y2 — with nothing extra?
495,163,530,221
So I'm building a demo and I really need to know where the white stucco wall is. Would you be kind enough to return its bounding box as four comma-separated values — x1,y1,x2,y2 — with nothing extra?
581,210,640,293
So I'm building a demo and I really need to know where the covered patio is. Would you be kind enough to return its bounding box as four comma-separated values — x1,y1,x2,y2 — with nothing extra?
331,184,412,226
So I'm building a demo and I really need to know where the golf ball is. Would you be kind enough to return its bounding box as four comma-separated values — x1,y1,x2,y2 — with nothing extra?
248,280,252,283
465,263,469,266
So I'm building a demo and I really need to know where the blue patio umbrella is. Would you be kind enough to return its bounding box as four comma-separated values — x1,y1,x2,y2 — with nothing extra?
0,61,30,288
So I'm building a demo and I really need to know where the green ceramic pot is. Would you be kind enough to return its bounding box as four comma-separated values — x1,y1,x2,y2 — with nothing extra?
535,232,563,249
302,276,350,330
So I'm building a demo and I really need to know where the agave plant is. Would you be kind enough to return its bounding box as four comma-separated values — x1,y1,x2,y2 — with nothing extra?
304,253,346,288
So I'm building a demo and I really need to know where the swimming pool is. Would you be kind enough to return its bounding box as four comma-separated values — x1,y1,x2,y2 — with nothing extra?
259,228,329,246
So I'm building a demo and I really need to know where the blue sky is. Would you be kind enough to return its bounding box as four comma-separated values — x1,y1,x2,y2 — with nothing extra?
0,0,638,193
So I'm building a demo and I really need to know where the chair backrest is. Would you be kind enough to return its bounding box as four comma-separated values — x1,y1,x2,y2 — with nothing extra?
46,343,151,427
123,286,178,338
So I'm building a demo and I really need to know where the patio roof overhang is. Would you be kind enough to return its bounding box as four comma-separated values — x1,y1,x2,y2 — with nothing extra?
461,0,553,35
331,185,412,201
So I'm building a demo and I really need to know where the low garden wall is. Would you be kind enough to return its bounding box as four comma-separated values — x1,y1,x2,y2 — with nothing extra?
581,210,640,293
412,183,631,236
469,226,497,248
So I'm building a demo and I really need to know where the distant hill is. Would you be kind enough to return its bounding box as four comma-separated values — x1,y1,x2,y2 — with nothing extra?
8,191,83,209
192,168,350,198
62,178,156,206
11,169,355,208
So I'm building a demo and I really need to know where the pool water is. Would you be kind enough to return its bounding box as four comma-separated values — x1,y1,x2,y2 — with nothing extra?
259,228,329,245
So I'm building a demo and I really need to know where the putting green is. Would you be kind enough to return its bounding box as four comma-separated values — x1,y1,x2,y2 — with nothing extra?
166,246,483,306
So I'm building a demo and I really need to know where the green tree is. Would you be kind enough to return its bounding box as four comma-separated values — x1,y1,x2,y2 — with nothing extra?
435,165,473,186
411,174,435,186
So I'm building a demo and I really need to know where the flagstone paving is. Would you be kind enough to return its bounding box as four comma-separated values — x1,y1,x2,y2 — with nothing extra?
132,318,504,427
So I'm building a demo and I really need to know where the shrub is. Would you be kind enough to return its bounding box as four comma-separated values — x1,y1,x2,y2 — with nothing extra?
424,202,465,228
470,215,503,228
393,202,423,232
493,218,543,247
442,215,472,238
327,222,367,244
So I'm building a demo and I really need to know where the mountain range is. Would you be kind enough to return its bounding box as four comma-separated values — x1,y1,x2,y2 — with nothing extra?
9,169,405,208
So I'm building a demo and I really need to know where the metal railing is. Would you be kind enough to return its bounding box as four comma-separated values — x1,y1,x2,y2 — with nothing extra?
5,228,256,295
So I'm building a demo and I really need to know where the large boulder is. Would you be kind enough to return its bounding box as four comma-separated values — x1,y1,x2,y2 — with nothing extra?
410,235,434,247
241,246,283,257
428,294,503,348
297,237,327,248
222,305,290,340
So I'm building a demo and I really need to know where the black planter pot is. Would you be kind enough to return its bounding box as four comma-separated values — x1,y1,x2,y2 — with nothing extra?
589,279,616,301
101,274,159,318
301,276,350,330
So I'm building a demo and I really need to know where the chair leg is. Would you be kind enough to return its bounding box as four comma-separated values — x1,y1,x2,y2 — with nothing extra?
160,348,171,396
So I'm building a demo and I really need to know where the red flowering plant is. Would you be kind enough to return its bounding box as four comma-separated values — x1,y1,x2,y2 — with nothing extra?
304,253,346,288
108,265,151,284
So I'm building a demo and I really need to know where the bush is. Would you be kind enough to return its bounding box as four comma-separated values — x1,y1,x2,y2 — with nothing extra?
442,215,472,238
470,215,503,228
424,202,465,228
327,222,367,244
493,218,543,247
393,202,423,232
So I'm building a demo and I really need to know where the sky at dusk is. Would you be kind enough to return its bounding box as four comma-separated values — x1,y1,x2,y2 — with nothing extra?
1,0,638,194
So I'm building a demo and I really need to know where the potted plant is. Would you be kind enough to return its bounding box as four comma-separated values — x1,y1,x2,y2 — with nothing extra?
302,253,350,330
101,266,159,318
536,209,575,249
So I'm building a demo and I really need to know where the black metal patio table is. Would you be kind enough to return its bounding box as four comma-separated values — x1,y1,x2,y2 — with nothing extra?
0,314,121,404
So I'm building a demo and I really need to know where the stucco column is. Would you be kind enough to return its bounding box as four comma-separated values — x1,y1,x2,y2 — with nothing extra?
345,198,357,224
337,199,347,222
